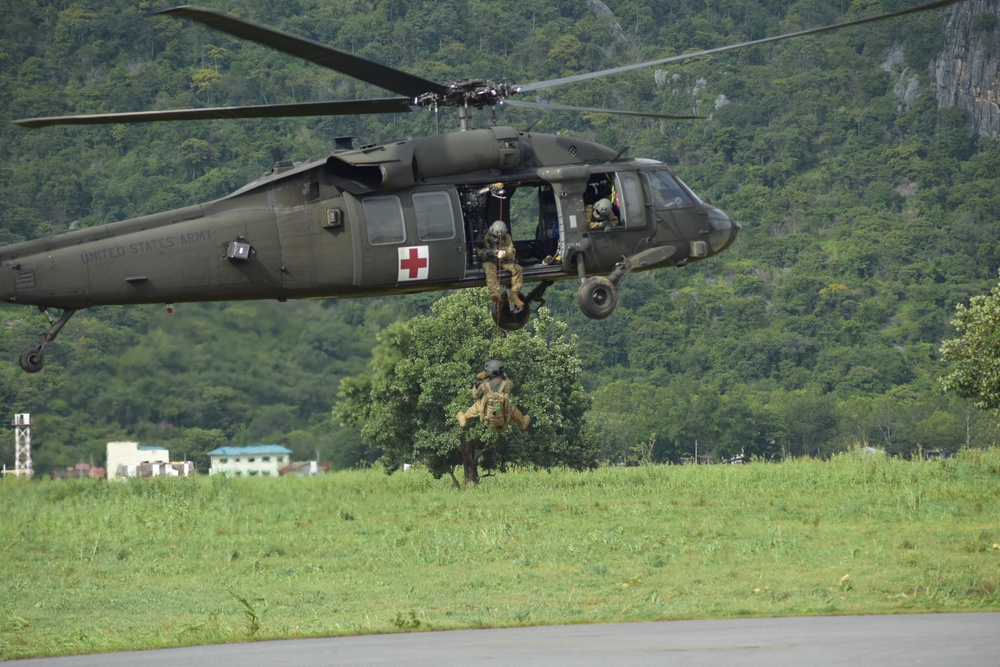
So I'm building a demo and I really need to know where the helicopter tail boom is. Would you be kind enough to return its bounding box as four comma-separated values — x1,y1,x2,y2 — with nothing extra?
0,251,12,305
2,204,208,308
0,203,283,310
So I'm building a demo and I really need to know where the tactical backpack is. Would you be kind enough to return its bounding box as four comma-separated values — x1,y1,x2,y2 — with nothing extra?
481,379,509,430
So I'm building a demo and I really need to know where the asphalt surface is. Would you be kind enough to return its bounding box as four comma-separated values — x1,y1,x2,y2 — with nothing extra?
12,613,998,666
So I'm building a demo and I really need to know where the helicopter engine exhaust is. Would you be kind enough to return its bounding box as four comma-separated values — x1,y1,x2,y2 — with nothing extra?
325,127,531,193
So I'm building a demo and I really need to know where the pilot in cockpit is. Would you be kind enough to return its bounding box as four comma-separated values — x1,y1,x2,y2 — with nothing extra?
585,176,620,229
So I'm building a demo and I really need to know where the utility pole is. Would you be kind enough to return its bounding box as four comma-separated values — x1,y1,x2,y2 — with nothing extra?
9,414,33,478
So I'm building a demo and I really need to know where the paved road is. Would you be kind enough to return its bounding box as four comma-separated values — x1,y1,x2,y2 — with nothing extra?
13,613,998,666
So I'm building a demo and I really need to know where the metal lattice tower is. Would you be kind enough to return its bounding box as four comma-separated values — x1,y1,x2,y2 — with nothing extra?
12,413,32,478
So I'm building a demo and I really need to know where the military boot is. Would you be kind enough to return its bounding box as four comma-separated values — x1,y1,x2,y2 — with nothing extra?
516,414,531,431
457,411,468,428
510,292,524,311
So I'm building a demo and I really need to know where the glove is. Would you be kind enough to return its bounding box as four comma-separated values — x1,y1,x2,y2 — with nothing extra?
476,371,488,380
480,249,498,261
497,250,508,260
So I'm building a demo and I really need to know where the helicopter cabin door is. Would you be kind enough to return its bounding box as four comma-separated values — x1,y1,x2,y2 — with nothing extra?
348,188,465,288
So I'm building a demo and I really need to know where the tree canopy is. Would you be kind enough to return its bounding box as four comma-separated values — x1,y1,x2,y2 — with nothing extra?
335,290,593,485
940,282,1000,413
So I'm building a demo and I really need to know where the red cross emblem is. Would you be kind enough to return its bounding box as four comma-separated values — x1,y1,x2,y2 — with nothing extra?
398,245,429,281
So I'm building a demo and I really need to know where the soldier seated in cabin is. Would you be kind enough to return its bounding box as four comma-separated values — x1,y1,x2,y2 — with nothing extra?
477,220,525,310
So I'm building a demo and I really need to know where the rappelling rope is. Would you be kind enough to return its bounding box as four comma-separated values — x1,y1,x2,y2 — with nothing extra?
489,182,507,359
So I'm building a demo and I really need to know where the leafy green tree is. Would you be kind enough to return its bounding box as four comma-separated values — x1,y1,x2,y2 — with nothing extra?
837,395,878,448
335,290,592,486
177,427,227,473
914,410,963,455
773,388,839,457
868,387,912,455
547,34,585,70
940,282,1000,414
177,138,220,179
584,380,659,465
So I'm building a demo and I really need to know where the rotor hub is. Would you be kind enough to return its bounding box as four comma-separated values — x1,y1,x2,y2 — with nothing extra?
415,80,518,110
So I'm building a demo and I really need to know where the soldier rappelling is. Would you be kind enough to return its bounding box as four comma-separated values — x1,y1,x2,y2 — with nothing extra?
457,359,530,432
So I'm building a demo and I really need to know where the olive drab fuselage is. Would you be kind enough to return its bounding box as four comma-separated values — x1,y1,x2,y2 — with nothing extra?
0,128,737,312
1,127,739,373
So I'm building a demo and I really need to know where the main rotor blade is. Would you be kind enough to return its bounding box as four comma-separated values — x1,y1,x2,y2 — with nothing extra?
502,99,703,120
157,6,448,99
12,98,413,128
518,0,963,93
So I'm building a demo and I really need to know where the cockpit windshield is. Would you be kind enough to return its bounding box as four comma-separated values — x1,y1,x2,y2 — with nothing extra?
648,170,694,209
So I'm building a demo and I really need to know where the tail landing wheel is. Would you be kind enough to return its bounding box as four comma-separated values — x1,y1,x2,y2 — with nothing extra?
16,307,77,374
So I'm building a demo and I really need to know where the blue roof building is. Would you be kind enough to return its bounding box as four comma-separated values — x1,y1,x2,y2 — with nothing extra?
207,444,293,477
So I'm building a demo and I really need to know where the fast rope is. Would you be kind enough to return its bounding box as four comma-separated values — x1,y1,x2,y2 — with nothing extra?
489,182,507,360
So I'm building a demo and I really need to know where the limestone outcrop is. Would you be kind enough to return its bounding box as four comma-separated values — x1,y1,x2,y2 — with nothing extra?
934,0,1000,136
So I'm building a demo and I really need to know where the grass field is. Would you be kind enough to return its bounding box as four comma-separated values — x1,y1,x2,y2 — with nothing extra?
1,449,998,659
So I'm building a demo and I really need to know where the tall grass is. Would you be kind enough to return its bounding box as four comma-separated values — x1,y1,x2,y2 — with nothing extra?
1,450,998,659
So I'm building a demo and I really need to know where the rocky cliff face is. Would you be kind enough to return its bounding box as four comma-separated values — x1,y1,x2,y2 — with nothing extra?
935,0,1000,136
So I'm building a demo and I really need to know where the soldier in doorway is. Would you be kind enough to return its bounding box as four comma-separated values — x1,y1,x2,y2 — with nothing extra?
478,220,524,310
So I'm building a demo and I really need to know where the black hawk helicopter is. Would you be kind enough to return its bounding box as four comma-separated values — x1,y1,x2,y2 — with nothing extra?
2,1,962,372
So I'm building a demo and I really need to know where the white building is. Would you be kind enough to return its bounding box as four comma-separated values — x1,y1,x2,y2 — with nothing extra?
207,445,293,477
106,441,171,481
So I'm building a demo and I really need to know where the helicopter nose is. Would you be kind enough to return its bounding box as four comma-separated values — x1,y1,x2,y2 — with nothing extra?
706,208,739,255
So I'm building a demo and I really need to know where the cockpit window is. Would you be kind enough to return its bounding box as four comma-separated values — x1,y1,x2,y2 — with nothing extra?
648,170,693,209
674,175,703,205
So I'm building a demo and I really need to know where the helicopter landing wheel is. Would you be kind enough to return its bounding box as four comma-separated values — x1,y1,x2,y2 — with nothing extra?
577,276,618,320
491,298,531,331
19,347,45,373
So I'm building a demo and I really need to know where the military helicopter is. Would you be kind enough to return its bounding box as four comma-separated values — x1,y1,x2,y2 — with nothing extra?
2,1,961,372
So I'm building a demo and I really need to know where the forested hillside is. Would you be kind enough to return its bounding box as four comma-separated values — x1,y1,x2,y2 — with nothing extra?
2,0,999,475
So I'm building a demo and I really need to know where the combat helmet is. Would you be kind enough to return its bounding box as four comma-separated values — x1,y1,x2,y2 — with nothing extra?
593,198,613,221
488,220,506,241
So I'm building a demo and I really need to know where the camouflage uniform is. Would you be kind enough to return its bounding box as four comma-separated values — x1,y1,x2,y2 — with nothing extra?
458,367,530,432
478,222,524,307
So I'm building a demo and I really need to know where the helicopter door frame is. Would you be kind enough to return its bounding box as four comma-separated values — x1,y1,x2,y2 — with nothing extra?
535,184,560,263
550,188,575,270
614,171,648,230
348,193,406,288
538,165,590,272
